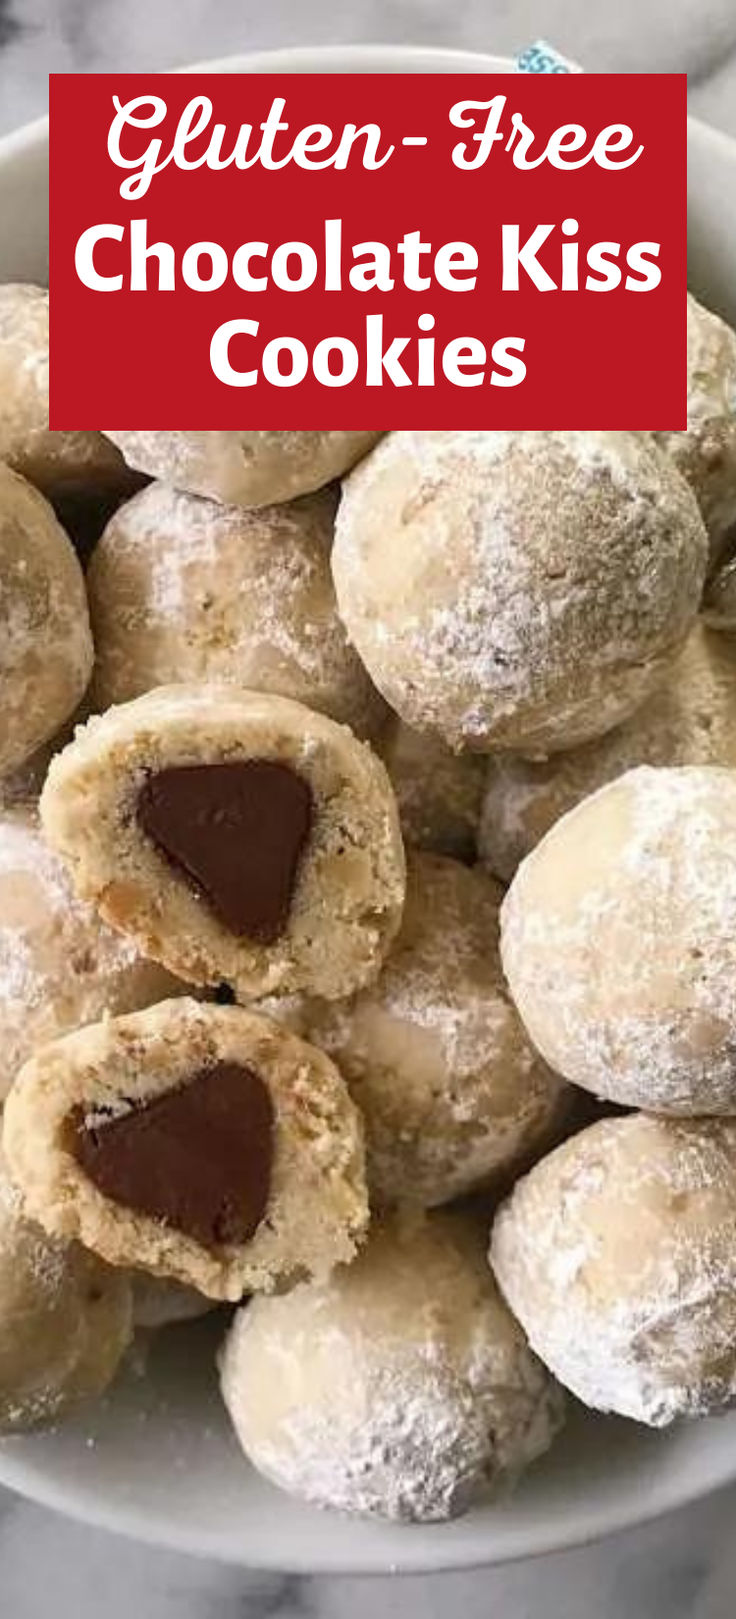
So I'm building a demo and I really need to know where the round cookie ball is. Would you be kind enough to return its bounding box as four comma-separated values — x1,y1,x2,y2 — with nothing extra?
104,429,382,508
491,1114,736,1425
0,283,137,504
480,625,736,881
87,482,386,738
332,430,708,754
0,1153,132,1432
501,764,736,1113
656,294,736,563
220,1211,563,1521
0,463,93,774
292,852,569,1208
378,717,484,861
0,804,183,1103
40,685,406,1002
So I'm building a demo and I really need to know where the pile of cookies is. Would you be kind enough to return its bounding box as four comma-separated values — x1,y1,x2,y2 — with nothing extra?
1,281,736,1524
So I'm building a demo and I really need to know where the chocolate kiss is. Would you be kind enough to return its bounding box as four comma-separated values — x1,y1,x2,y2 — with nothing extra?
72,1062,274,1249
136,760,313,944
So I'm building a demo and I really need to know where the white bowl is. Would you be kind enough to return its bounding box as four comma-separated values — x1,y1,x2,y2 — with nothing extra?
1,44,736,1574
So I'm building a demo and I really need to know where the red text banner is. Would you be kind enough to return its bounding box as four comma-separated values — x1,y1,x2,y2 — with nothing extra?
49,72,686,429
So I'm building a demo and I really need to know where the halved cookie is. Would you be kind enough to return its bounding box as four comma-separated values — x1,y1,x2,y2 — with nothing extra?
2,998,368,1301
39,685,405,1000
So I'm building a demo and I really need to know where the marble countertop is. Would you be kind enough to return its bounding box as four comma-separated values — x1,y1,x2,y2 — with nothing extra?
1,1,736,1613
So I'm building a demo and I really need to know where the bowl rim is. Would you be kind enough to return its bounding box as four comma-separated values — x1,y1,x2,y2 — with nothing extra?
2,43,735,166
2,1423,736,1574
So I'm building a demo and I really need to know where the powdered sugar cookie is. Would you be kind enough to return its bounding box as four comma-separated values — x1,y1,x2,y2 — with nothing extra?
0,283,137,504
332,430,707,754
0,464,93,774
105,429,382,507
501,764,736,1112
287,852,569,1208
87,481,386,738
656,294,736,563
3,998,368,1302
480,625,736,880
0,804,183,1103
491,1114,736,1425
220,1211,563,1521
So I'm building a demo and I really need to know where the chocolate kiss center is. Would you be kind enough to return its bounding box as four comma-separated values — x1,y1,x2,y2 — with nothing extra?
71,1062,274,1249
136,760,313,944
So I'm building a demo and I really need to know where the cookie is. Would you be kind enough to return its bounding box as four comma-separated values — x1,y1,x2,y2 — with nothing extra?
221,1210,563,1521
104,429,382,507
39,685,405,1000
0,803,183,1103
87,481,386,738
491,1115,736,1425
480,625,736,880
278,852,569,1208
0,283,138,505
2,997,368,1301
0,1152,132,1432
0,463,93,774
656,294,736,564
332,430,707,754
501,764,736,1113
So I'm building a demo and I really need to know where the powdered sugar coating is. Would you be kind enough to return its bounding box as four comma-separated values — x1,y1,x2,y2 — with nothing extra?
276,852,569,1208
491,1115,736,1426
220,1212,563,1521
480,625,736,881
87,481,386,738
332,430,708,754
0,463,93,774
656,294,736,561
0,284,134,500
105,429,382,508
501,764,736,1112
0,803,183,1102
0,1153,132,1431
